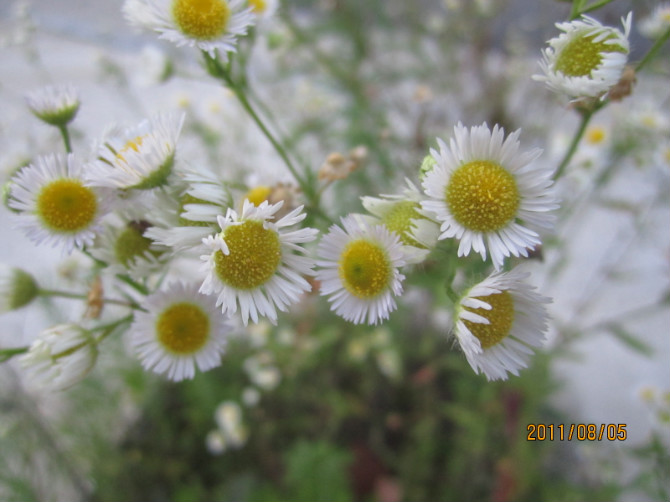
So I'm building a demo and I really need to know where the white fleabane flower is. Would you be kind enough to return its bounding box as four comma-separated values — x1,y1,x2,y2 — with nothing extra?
245,0,278,21
130,282,230,381
19,324,98,390
453,268,550,381
639,4,670,39
25,84,80,126
9,154,113,254
361,178,440,264
87,113,184,190
315,215,406,325
421,123,558,270
533,13,632,99
145,168,232,253
199,200,317,325
90,217,169,279
123,0,255,59
0,265,39,313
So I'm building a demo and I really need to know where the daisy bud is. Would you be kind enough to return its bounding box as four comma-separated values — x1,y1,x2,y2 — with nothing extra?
0,265,39,313
25,84,80,127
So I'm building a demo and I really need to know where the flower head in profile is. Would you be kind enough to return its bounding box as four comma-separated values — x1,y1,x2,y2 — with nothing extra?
9,154,113,254
90,217,169,279
87,113,184,190
199,200,317,325
533,13,632,100
639,4,670,40
315,215,406,325
146,167,233,253
421,123,558,269
123,0,255,58
361,178,440,264
453,268,550,381
130,282,230,381
19,323,98,390
25,84,80,126
0,265,39,313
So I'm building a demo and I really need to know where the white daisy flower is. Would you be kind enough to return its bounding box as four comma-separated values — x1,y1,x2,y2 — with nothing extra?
453,268,550,381
19,323,98,390
130,282,230,381
639,4,670,40
25,84,80,127
145,168,232,253
199,200,317,325
89,216,169,279
123,0,255,58
361,178,440,264
533,13,632,99
87,113,185,190
421,122,558,270
315,215,406,325
9,154,114,254
0,264,39,313
245,0,278,21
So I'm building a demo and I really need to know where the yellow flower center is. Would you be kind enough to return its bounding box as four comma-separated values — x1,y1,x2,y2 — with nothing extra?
586,126,606,144
248,0,267,13
214,220,281,289
36,179,98,233
244,186,272,206
172,0,230,40
555,33,626,77
114,222,162,266
156,302,210,355
338,239,391,299
446,160,520,232
463,291,515,349
380,201,426,248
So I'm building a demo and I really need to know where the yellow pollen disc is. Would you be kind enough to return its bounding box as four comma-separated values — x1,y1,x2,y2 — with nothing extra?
172,0,230,40
586,126,606,144
338,239,391,299
555,33,626,77
116,135,146,164
214,220,281,289
380,201,426,248
36,179,98,233
248,0,267,13
244,186,272,207
156,302,210,354
463,291,515,349
446,160,520,232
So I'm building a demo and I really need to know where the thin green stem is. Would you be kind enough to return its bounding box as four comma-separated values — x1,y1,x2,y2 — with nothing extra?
553,108,594,180
38,288,141,309
202,51,316,205
58,124,72,153
636,27,670,73
115,274,150,296
0,346,29,363
93,314,134,343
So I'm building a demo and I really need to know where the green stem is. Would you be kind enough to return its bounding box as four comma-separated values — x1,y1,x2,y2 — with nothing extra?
93,314,134,343
636,27,670,73
38,288,141,309
202,51,316,206
115,274,150,296
0,346,29,363
553,108,594,180
58,124,72,153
